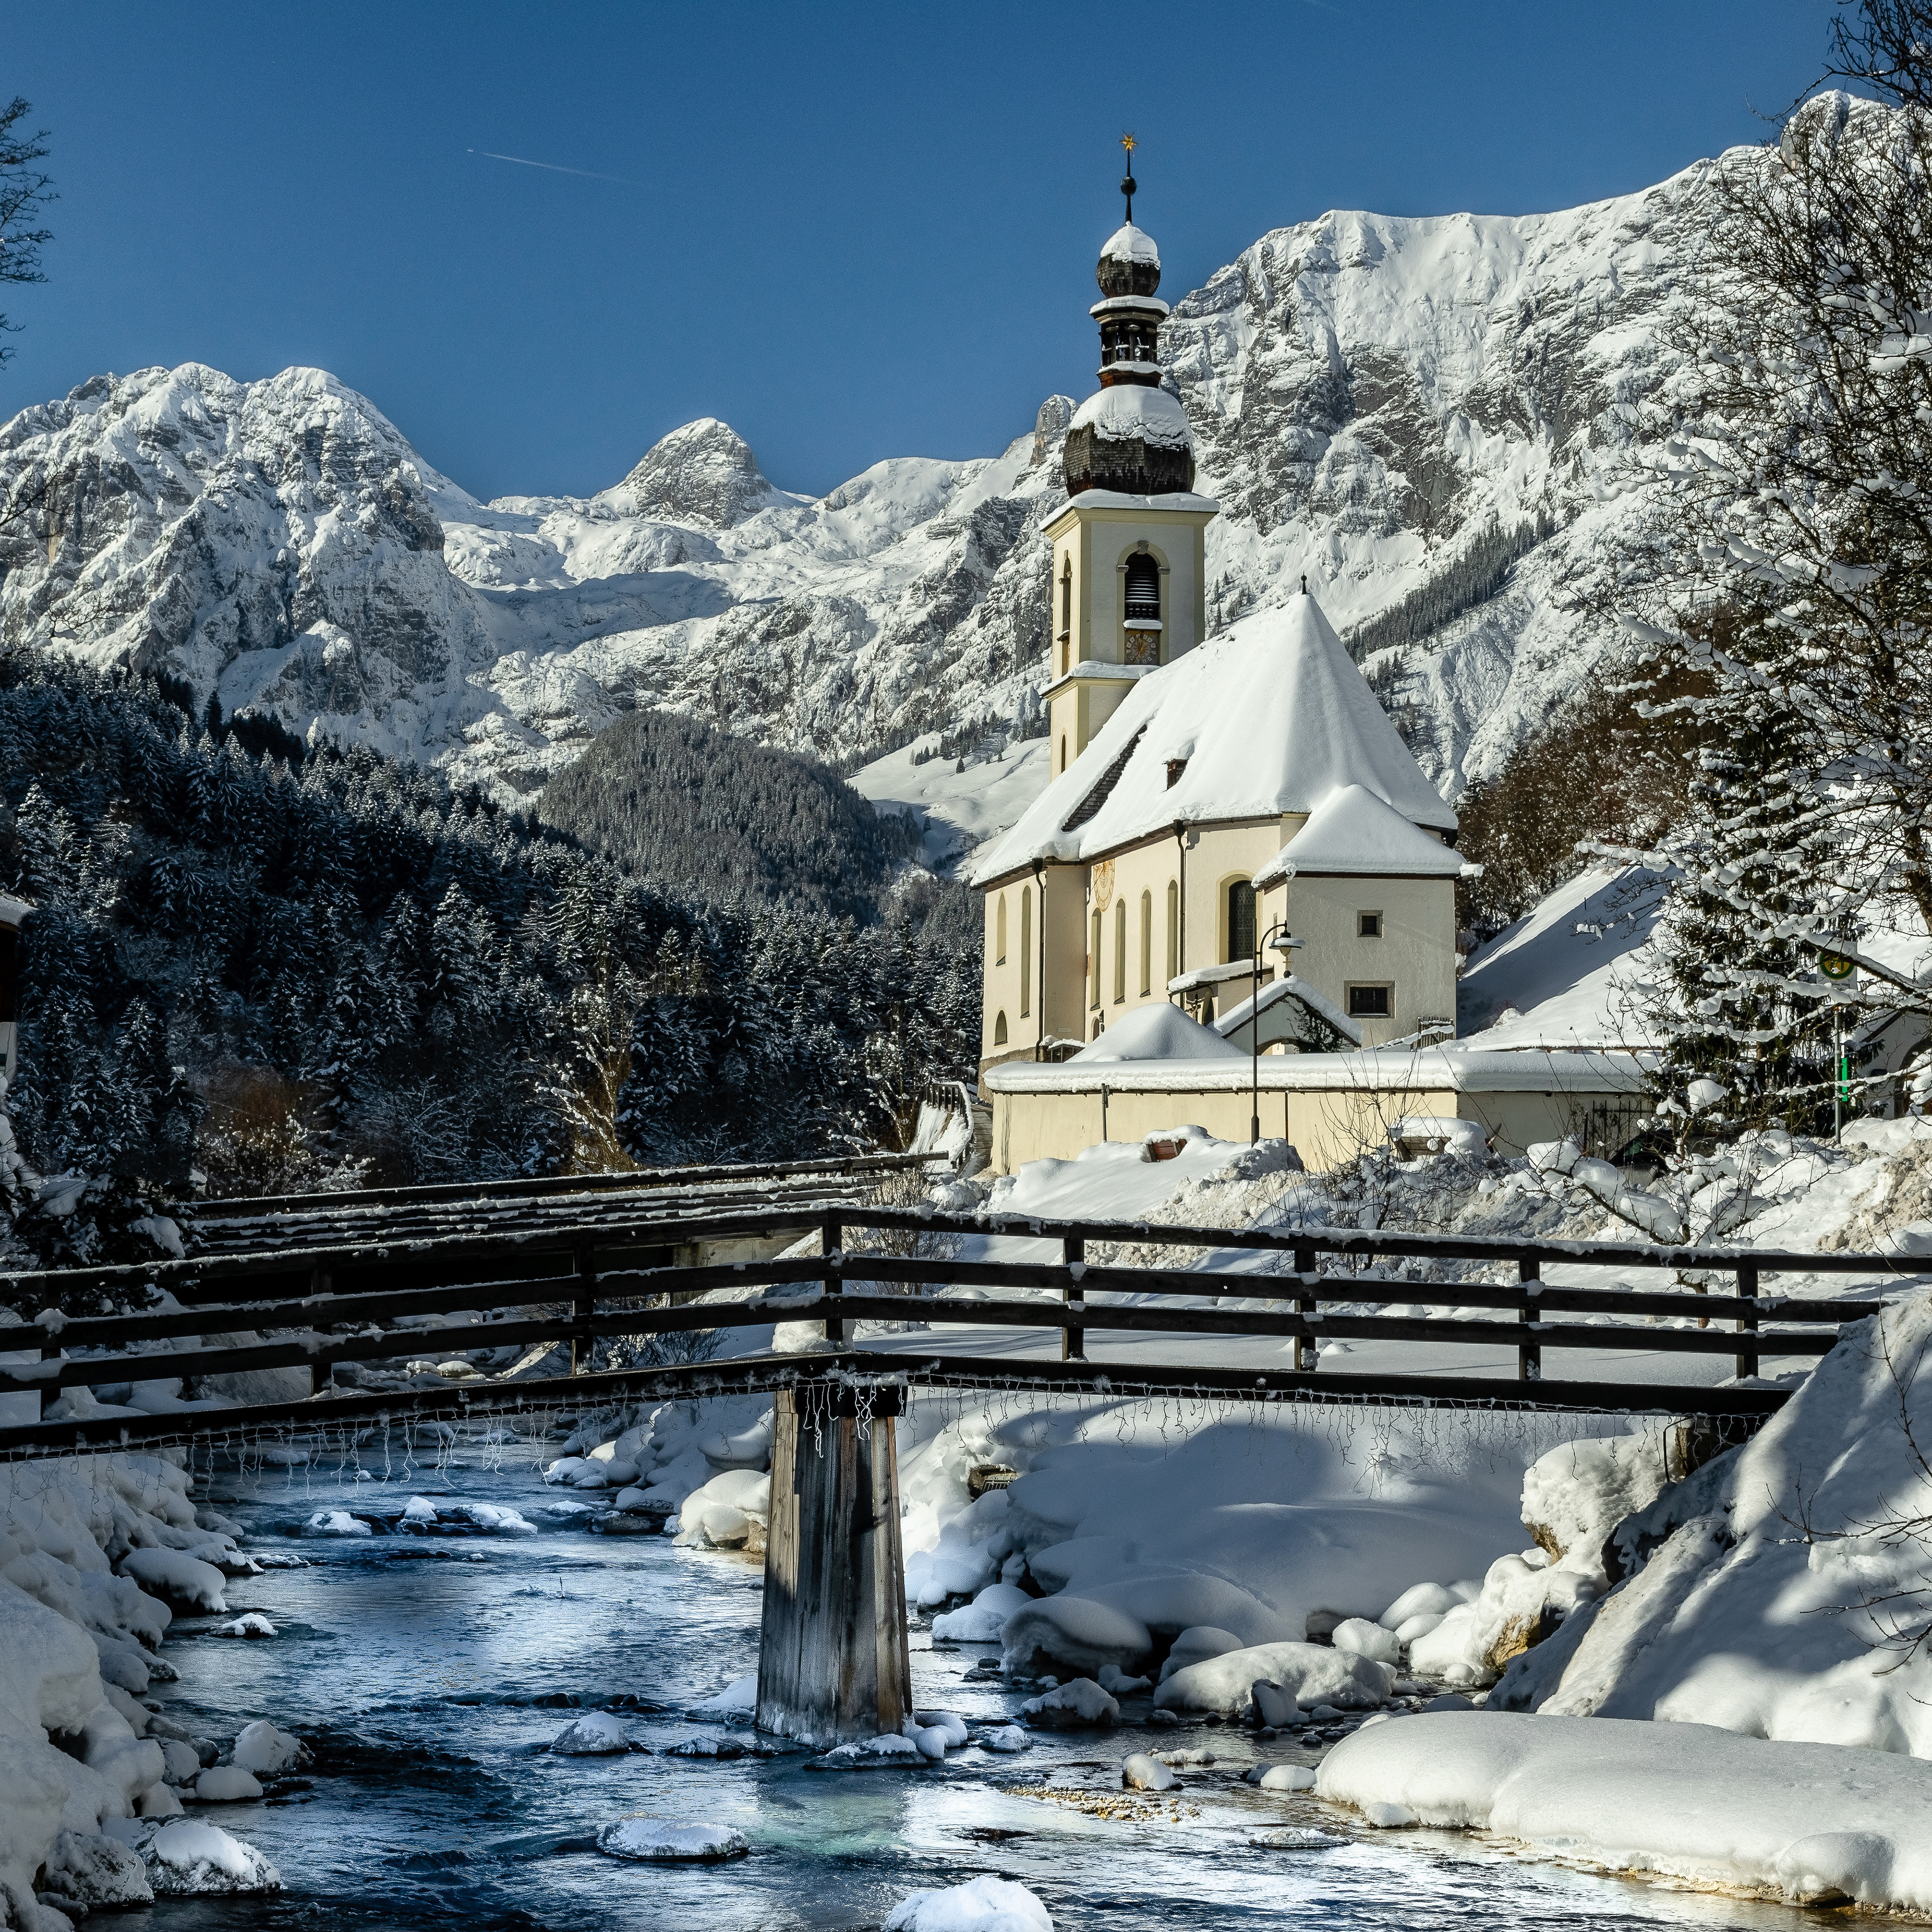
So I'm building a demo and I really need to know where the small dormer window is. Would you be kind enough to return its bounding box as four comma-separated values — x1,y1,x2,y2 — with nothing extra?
1124,552,1160,622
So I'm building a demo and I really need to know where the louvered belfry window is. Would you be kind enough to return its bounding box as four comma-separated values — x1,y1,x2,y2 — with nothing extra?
1124,552,1160,621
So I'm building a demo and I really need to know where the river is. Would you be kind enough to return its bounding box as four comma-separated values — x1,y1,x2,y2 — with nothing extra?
127,1443,1826,1932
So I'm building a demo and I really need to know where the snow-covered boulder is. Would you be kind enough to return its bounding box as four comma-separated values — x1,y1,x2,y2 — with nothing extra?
193,1766,264,1802
691,1673,756,1716
1332,1618,1402,1665
884,1875,1053,1930
1158,1626,1243,1682
931,1581,1029,1642
108,1818,282,1895
1001,1596,1152,1678
1257,1763,1316,1791
304,1509,372,1536
1021,1679,1119,1729
595,1817,749,1863
551,1711,629,1755
117,1548,228,1613
812,1733,925,1768
673,1470,769,1549
1155,1641,1392,1717
45,1828,156,1906
1408,1550,1601,1685
976,1724,1030,1753
229,1720,305,1776
213,1613,276,1639
1122,1751,1176,1791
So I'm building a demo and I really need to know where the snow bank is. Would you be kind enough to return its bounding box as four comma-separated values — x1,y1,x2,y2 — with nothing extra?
1020,1678,1118,1728
885,1874,1053,1930
1318,1711,1932,1911
0,1451,277,1924
691,1673,756,1716
930,1580,1029,1641
1490,1299,1932,1751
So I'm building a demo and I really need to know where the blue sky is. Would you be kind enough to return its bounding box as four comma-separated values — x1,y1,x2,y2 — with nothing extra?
5,2,1834,501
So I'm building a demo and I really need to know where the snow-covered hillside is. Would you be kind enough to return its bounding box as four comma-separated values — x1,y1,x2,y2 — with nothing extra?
1,145,1727,837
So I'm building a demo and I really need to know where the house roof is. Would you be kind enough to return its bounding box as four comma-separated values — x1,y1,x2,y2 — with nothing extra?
1253,783,1466,884
972,593,1456,884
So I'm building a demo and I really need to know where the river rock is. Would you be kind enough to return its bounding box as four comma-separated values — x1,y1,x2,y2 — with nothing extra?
975,1725,1030,1753
810,1733,924,1768
596,1817,749,1862
214,1614,277,1639
1259,1764,1316,1791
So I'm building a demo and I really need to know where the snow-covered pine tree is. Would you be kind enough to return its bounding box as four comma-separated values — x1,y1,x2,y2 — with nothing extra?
1611,37,1932,1117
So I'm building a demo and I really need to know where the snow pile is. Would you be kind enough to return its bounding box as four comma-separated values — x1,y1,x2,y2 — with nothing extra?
930,1581,1030,1641
595,1817,749,1863
672,1469,769,1549
228,1720,304,1776
192,1766,263,1803
1121,1751,1175,1791
884,1875,1053,1931
1318,1711,1932,1911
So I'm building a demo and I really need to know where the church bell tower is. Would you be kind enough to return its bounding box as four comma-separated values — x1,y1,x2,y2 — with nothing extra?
1043,139,1218,777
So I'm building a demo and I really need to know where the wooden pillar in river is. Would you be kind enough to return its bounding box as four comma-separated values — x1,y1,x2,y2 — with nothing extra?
755,1383,912,1746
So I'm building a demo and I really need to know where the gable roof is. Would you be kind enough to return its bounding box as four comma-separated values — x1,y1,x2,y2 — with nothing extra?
972,593,1455,883
1253,783,1466,883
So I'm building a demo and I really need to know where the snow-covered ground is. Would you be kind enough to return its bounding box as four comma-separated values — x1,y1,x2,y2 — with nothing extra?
849,736,1053,873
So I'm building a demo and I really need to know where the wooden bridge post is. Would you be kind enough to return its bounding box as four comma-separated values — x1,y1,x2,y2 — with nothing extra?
1293,1242,1318,1373
1517,1253,1543,1382
756,1382,912,1747
1062,1234,1085,1361
821,1215,844,1344
570,1246,596,1375
1734,1261,1759,1380
308,1266,332,1396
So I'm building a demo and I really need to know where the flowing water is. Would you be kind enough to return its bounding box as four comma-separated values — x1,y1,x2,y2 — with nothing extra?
127,1448,1830,1932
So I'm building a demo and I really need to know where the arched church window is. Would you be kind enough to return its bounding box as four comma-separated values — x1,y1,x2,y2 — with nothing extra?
994,1010,1009,1045
1019,887,1033,1016
1090,911,1102,1009
1166,879,1179,983
1139,889,1153,997
1227,878,1256,963
1124,552,1160,622
1060,557,1072,639
995,894,1007,965
1113,900,1127,1003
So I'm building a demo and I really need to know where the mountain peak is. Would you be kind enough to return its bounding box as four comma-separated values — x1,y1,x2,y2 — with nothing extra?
606,417,781,528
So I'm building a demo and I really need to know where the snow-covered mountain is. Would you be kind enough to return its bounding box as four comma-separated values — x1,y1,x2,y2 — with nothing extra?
0,148,1718,845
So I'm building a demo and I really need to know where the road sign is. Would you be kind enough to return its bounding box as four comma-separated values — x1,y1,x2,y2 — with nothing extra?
1818,951,1855,980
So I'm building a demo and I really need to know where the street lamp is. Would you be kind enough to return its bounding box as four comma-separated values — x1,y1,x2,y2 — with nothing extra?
1251,921,1305,1145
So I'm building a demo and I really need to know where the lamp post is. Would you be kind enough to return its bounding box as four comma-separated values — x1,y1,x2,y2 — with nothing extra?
1250,921,1305,1145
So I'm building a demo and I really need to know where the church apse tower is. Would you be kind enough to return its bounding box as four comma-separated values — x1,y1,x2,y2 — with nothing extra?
1043,139,1218,776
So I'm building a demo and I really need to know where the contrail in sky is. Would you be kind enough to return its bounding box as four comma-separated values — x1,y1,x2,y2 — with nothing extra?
468,149,643,187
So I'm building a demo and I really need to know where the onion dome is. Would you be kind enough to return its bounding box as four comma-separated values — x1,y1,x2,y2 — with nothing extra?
1064,165,1194,498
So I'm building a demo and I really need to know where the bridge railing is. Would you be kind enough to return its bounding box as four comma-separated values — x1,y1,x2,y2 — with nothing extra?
1,1199,1915,1450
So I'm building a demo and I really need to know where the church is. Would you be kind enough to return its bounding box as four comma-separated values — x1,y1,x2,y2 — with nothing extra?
972,172,1468,1069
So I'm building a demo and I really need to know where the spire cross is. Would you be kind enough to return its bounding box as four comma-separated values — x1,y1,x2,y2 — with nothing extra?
1120,132,1137,222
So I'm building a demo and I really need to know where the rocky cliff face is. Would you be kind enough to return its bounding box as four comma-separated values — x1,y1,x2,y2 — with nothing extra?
0,151,1718,825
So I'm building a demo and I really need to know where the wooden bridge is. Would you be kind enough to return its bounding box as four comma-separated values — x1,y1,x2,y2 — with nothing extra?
1,1159,1916,1746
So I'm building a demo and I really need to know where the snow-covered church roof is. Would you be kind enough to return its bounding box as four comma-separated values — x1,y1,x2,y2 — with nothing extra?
973,593,1456,883
1254,783,1465,883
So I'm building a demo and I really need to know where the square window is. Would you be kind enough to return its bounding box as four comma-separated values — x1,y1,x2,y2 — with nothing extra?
1347,984,1392,1018
1358,911,1383,938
